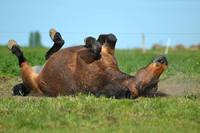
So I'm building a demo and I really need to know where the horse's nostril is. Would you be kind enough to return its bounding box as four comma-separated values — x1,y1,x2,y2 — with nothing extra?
154,55,168,65
159,59,164,64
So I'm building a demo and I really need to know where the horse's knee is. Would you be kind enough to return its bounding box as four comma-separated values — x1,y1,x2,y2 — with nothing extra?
53,32,65,46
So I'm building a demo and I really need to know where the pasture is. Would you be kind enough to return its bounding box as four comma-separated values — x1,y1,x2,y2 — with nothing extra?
0,46,200,132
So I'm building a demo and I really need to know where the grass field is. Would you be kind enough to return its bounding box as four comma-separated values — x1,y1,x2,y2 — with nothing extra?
0,45,200,133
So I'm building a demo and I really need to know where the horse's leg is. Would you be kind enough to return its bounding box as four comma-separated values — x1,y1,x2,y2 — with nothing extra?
8,40,43,96
12,83,30,96
45,28,65,60
77,36,101,64
84,36,101,59
97,33,117,55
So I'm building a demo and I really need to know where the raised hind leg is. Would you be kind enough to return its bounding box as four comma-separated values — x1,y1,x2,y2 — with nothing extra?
45,28,65,60
97,33,117,55
8,40,43,96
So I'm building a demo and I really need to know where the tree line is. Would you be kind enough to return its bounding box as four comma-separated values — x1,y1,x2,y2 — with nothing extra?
29,31,43,47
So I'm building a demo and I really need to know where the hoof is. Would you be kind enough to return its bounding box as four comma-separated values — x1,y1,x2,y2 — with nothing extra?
97,33,117,49
8,40,18,50
8,40,22,56
12,83,30,96
49,28,64,44
84,36,97,48
45,28,64,60
49,28,57,41
84,36,101,59
107,34,117,44
97,34,107,45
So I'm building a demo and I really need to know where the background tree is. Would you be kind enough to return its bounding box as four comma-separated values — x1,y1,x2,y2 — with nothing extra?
28,31,43,47
29,32,35,47
35,31,42,47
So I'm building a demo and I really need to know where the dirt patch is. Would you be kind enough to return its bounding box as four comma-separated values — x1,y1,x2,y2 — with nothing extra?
0,76,22,97
159,73,200,96
0,73,199,97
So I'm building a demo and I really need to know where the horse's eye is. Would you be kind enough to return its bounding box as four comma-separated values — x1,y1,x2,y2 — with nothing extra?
156,63,160,67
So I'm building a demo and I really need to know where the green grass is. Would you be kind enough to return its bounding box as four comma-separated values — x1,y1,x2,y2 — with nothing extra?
1,46,200,77
0,46,46,77
116,49,200,75
0,96,200,133
0,45,200,132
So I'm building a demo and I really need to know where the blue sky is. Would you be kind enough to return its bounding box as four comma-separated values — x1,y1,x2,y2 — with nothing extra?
0,0,200,48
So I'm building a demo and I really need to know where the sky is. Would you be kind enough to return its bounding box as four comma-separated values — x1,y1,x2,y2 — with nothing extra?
0,0,200,48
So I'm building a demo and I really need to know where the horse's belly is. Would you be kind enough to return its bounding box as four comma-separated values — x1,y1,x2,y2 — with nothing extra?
37,49,80,96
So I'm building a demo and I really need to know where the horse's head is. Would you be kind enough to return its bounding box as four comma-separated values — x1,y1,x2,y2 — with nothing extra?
128,55,168,98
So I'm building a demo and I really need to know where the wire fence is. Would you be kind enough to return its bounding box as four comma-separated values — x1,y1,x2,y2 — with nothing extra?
1,32,200,49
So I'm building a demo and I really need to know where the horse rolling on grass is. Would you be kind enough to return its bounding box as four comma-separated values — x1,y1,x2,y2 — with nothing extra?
8,28,168,98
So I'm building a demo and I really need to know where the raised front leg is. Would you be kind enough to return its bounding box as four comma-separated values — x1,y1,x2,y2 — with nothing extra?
77,36,102,64
97,33,117,55
45,28,65,60
84,36,101,59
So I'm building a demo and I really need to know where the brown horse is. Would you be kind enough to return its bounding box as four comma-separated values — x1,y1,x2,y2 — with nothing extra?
9,29,168,98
